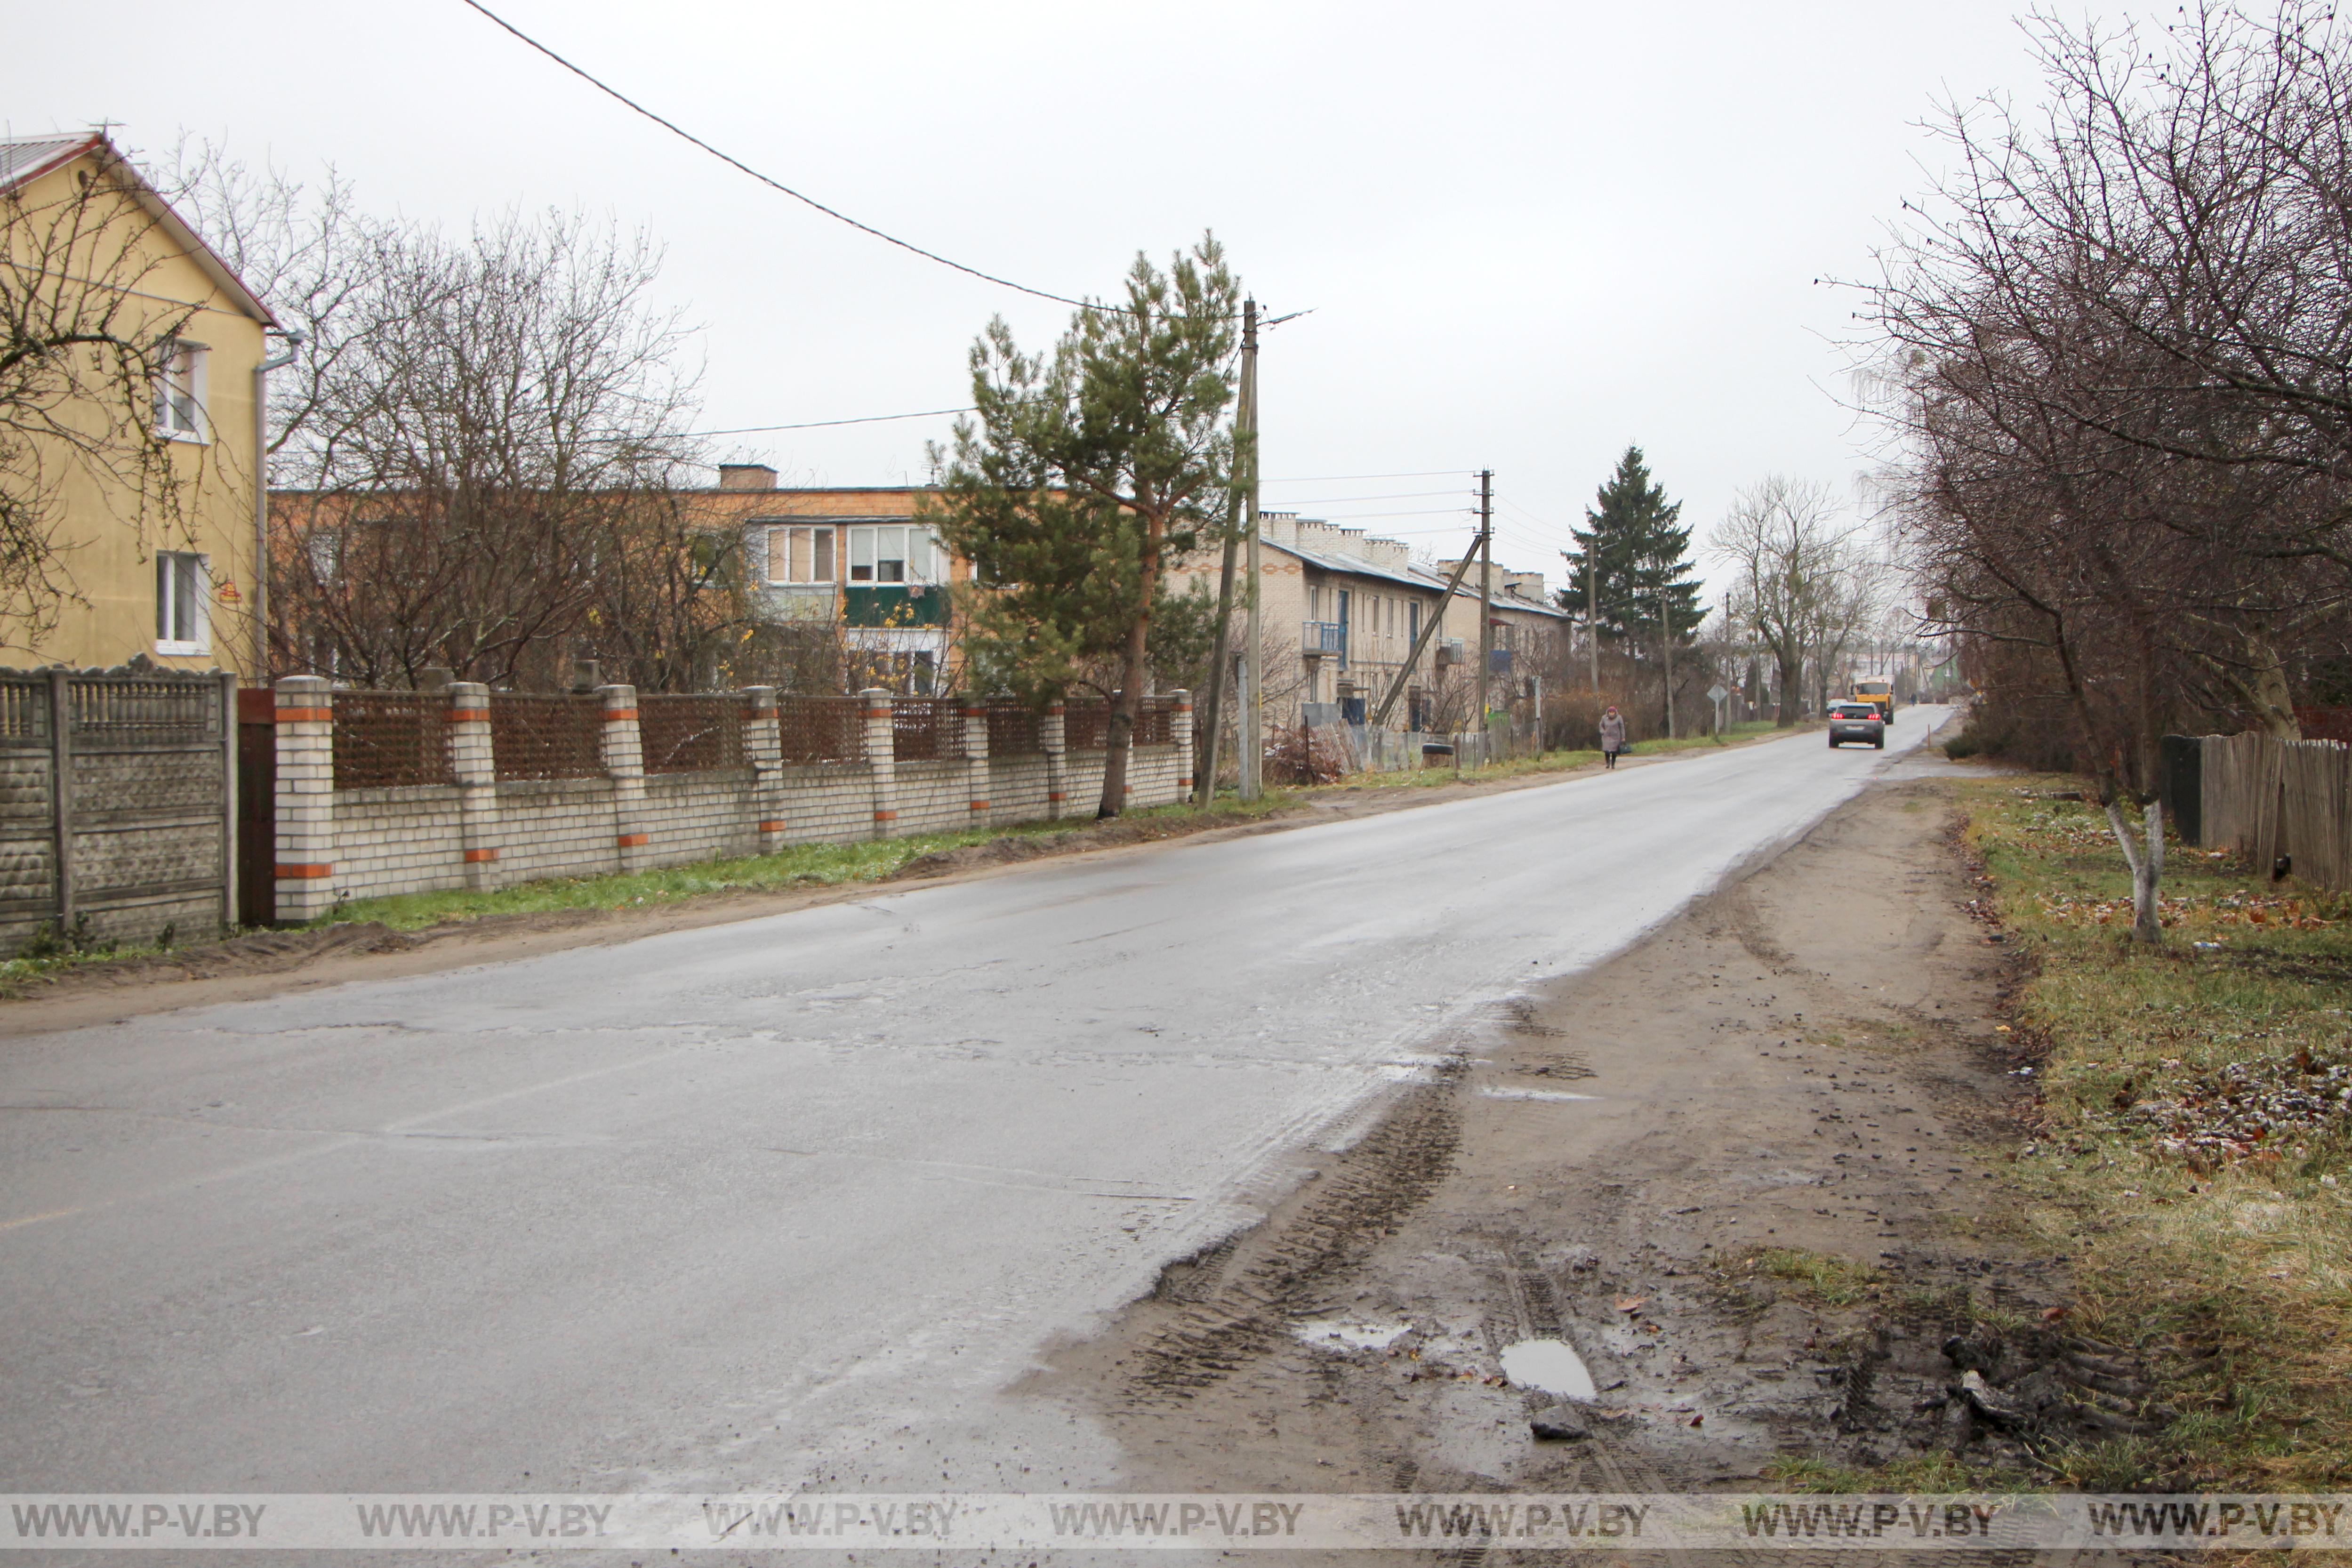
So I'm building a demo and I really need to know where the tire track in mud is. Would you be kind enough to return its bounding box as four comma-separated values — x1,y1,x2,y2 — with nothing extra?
1126,1057,1467,1404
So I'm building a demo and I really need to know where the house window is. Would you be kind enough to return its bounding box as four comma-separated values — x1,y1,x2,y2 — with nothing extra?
766,525,835,584
844,525,938,584
153,340,207,441
1409,602,1421,646
155,551,208,652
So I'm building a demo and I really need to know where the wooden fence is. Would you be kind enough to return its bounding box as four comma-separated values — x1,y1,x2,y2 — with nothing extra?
2169,731,2352,891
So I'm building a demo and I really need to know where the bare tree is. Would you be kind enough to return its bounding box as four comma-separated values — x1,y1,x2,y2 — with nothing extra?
1710,477,1881,724
271,209,724,688
1,141,213,640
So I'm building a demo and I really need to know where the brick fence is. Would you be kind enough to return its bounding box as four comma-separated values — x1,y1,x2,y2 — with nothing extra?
275,683,1191,922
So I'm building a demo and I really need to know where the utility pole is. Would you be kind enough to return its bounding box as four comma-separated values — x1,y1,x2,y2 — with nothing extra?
1586,533,1600,696
1475,469,1493,758
1238,299,1263,800
1659,552,1676,740
1194,298,1256,806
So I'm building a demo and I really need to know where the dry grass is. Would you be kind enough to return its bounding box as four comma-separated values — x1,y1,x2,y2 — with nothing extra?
1956,779,2352,1489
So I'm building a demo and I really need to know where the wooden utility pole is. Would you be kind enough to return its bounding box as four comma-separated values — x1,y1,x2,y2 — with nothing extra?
1370,542,1481,729
1238,300,1263,800
1475,470,1493,757
1194,298,1256,805
1659,551,1677,740
1586,534,1600,696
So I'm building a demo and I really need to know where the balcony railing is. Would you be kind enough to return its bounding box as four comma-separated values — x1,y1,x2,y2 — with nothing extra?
1301,620,1346,658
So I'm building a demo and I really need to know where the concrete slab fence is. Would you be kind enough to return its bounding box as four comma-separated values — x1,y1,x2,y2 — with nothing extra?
0,667,236,958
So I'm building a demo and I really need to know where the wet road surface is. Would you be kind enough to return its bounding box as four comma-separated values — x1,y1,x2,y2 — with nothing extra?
0,711,1950,1497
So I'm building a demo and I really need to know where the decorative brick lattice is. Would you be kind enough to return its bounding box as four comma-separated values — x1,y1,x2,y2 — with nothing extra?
777,697,865,765
891,698,957,763
638,694,747,774
489,693,604,781
331,692,450,790
1063,701,1111,750
986,703,1043,756
1135,698,1177,747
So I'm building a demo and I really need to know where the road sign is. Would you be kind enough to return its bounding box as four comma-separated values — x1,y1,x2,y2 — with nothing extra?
1706,683,1729,703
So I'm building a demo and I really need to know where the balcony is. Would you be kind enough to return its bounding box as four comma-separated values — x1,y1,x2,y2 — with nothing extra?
1301,620,1347,659
844,584,950,629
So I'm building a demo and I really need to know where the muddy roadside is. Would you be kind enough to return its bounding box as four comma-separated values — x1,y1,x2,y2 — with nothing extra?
0,725,1803,1037
1032,769,2148,1508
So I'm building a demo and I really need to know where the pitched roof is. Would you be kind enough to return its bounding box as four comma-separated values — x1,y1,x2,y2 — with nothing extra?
0,131,277,327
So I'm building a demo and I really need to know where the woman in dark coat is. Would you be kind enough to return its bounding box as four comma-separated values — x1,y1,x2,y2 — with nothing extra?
1598,706,1627,769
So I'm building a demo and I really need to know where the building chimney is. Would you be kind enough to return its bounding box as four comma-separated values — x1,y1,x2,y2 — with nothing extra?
717,464,778,491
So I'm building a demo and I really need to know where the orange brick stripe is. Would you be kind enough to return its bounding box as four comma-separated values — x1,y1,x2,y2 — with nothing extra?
463,847,499,863
745,706,778,720
862,707,891,719
873,809,898,821
274,707,333,723
969,799,990,812
603,708,640,721
756,819,785,833
616,832,650,848
446,709,490,724
275,862,333,879
1046,791,1066,803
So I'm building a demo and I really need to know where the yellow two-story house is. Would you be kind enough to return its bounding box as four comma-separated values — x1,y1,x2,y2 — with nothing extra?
0,132,278,677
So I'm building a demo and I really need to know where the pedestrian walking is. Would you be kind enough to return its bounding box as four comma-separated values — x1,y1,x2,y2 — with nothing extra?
1598,706,1627,770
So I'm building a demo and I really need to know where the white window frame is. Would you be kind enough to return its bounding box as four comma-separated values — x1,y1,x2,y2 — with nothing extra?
843,524,942,586
153,339,209,444
155,550,209,655
763,524,837,586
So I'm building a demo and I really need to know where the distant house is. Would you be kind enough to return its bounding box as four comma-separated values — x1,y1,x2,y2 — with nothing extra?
0,133,279,675
710,469,967,693
1169,512,1567,731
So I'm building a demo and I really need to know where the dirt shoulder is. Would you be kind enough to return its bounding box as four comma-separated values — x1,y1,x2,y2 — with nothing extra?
0,725,1798,1037
1032,771,2135,1505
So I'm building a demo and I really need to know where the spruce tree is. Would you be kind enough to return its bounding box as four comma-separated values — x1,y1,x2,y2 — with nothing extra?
1558,446,1702,649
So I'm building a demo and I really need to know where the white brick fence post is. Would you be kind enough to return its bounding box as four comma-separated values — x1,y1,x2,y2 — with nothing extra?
742,685,786,854
1043,699,1068,821
273,675,336,923
448,681,499,890
601,683,650,870
1171,689,1194,801
862,688,897,839
963,695,990,828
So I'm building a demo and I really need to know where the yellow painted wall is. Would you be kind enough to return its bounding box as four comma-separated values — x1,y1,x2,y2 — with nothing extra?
0,153,268,676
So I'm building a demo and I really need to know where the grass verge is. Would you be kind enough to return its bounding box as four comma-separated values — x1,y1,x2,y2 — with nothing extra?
314,794,1313,933
1953,777,2352,1490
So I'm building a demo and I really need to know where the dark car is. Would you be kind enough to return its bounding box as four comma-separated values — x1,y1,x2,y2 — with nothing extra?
1827,701,1886,749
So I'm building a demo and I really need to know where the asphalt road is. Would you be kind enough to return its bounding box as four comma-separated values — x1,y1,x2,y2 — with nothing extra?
1,710,1950,1501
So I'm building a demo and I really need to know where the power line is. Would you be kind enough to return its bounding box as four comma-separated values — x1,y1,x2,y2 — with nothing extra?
1260,468,1469,483
456,0,1111,313
1257,488,1471,505
687,407,974,438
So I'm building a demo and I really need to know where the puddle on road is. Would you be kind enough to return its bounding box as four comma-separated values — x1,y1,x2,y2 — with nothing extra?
1500,1337,1597,1400
1293,1317,1413,1351
1479,1086,1599,1103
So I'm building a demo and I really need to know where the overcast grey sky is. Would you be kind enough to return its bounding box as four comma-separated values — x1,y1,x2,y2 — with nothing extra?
4,0,2146,591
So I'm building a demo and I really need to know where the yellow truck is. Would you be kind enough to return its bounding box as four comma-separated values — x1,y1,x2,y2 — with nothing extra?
1850,679,1897,722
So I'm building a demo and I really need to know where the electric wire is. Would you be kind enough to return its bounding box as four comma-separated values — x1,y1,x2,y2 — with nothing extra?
456,0,1124,314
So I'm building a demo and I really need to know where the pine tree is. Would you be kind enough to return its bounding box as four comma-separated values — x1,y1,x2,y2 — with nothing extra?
926,236,1239,817
1558,446,1702,650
